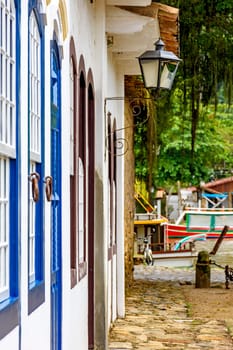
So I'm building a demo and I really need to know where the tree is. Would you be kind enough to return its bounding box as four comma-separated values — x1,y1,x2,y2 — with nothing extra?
150,0,233,188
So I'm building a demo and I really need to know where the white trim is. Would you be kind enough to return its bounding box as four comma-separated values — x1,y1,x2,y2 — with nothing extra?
0,143,16,158
0,0,16,154
29,10,41,160
28,161,36,283
30,151,41,163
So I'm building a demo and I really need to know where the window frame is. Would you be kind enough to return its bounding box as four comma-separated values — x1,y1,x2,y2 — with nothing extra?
69,38,78,288
0,0,16,159
0,0,19,340
112,124,117,254
107,119,112,259
78,157,85,264
78,59,87,280
0,157,10,301
107,119,117,261
27,1,45,314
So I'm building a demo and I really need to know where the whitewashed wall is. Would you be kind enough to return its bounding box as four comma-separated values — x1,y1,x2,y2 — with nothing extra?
0,0,126,349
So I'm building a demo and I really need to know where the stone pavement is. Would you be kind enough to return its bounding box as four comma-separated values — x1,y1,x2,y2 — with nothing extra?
108,268,233,349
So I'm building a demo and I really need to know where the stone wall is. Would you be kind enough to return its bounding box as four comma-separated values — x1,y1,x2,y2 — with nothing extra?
124,76,147,291
124,97,135,291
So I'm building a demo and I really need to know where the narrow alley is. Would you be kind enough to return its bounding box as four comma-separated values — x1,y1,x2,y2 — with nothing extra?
108,271,233,349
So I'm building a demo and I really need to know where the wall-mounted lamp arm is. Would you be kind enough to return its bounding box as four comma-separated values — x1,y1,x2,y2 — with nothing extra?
105,96,154,156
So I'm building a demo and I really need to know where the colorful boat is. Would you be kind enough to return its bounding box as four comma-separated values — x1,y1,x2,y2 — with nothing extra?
134,213,199,267
173,233,206,251
166,209,233,239
133,193,233,267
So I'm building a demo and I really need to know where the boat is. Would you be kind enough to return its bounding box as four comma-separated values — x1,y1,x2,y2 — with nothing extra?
166,208,233,239
133,210,199,268
173,233,206,251
133,191,203,267
150,250,198,268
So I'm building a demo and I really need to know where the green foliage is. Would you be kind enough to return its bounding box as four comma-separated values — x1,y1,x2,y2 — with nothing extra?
134,104,150,181
156,100,233,187
135,0,233,190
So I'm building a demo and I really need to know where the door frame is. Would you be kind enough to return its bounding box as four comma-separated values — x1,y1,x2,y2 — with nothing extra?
50,37,62,350
87,75,95,349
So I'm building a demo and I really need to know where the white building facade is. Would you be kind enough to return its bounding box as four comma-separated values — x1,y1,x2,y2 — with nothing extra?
0,0,178,349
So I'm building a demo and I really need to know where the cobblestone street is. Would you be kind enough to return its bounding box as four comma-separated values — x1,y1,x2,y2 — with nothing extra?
108,264,233,349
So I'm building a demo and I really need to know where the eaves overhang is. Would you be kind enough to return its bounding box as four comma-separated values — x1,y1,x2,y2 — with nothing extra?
106,1,179,76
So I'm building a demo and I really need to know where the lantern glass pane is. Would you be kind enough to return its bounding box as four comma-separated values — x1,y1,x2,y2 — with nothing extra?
140,59,159,88
160,62,179,90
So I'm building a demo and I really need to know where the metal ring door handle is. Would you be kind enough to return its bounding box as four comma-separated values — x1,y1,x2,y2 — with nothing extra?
44,176,53,201
29,172,40,202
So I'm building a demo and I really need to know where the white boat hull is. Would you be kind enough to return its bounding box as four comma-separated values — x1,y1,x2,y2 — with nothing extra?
152,251,198,267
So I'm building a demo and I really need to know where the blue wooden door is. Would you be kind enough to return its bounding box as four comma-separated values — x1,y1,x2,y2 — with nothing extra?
50,40,62,350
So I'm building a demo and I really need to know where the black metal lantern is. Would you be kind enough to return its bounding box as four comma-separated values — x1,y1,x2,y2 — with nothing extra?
138,38,181,90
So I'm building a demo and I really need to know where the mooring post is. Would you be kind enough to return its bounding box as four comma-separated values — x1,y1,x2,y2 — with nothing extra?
195,250,210,288
210,225,229,256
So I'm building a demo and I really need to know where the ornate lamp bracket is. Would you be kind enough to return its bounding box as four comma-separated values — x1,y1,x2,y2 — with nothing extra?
104,96,154,157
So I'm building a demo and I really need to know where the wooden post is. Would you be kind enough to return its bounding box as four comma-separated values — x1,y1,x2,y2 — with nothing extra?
195,250,210,288
210,225,229,255
228,192,232,208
